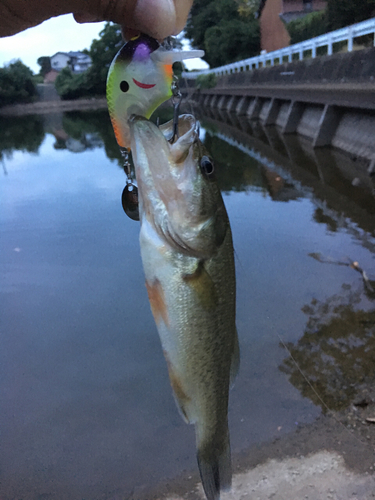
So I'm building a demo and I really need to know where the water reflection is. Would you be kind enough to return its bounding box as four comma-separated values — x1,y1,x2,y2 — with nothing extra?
1,107,375,498
198,107,375,241
0,114,45,160
195,105,375,413
280,282,375,412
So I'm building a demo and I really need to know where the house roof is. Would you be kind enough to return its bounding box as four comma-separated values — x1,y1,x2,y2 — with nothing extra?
51,51,90,59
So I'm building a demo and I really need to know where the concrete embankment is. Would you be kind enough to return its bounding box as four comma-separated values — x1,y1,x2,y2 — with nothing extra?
185,47,375,164
0,97,107,116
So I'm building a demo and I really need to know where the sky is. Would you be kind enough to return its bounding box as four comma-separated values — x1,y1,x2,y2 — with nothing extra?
0,14,208,74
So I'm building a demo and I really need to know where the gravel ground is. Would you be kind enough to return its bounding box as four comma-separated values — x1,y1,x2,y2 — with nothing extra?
142,387,375,500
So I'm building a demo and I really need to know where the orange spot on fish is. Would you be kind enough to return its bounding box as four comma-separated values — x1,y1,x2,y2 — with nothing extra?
132,78,156,89
163,350,191,423
145,279,169,326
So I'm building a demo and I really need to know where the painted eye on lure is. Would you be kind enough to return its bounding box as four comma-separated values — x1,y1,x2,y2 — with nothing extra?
120,81,129,92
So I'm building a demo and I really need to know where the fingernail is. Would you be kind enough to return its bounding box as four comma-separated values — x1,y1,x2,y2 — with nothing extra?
133,0,175,39
73,12,101,24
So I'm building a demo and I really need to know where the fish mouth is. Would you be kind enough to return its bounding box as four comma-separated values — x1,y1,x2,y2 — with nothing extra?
132,78,156,89
129,113,197,143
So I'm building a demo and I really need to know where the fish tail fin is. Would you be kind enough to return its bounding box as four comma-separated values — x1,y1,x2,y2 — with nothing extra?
196,427,232,500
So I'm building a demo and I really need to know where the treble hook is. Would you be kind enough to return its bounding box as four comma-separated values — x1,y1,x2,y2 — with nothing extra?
169,76,182,144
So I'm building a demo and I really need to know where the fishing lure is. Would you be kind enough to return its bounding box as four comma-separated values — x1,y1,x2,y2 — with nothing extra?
106,34,203,220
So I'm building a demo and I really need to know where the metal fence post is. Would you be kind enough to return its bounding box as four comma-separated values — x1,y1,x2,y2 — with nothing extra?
348,27,353,52
312,42,316,58
327,33,333,55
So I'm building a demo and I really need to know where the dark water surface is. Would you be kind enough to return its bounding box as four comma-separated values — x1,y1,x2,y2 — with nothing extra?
1,109,375,499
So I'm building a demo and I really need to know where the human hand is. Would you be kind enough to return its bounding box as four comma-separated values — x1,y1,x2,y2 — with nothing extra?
0,0,193,40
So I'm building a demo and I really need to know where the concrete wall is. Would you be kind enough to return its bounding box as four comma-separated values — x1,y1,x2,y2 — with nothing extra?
37,83,60,102
212,47,375,87
185,48,375,162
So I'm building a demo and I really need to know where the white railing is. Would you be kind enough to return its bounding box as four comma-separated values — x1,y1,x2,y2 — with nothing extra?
182,17,375,78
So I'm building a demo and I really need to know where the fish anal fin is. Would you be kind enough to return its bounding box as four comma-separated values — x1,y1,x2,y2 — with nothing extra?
182,261,218,310
163,350,192,424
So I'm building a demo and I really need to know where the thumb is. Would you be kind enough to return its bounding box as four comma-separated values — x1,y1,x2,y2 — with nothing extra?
74,0,193,40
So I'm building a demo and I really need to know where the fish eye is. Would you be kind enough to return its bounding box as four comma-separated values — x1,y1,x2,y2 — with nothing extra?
200,155,215,179
120,80,129,92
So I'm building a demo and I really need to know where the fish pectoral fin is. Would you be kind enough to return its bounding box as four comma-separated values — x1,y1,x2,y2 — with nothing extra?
182,261,218,310
230,329,240,388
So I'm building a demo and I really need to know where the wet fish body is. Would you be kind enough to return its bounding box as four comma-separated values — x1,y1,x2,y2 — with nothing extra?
129,114,238,500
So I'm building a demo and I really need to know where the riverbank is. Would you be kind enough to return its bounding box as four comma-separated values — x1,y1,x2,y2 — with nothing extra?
0,97,107,116
147,390,375,500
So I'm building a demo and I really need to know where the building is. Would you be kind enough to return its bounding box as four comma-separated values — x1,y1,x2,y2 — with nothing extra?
50,51,91,73
260,0,327,52
280,0,327,23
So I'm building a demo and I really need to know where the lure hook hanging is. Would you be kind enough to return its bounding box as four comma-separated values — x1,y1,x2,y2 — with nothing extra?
169,75,182,144
120,148,140,221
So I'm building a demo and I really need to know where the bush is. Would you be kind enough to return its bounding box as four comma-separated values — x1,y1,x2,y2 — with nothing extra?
196,73,217,89
0,60,37,107
33,74,44,84
55,67,95,100
286,11,328,45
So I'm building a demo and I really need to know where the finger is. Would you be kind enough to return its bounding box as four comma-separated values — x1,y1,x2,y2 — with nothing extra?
132,0,175,40
173,0,193,35
73,12,102,23
122,26,140,40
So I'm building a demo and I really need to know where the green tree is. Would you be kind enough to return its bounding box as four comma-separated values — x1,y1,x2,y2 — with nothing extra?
236,0,262,17
185,0,260,67
55,67,89,100
37,56,51,76
286,10,328,45
204,18,260,67
0,60,37,107
326,0,375,30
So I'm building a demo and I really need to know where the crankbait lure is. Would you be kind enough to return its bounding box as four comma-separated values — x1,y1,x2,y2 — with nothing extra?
106,34,203,220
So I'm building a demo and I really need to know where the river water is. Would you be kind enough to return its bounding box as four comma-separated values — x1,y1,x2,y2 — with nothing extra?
1,108,374,499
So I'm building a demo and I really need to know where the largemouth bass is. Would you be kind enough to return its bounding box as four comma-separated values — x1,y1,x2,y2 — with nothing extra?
129,114,239,500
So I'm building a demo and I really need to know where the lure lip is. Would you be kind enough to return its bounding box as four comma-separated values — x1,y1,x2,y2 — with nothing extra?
132,78,156,89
